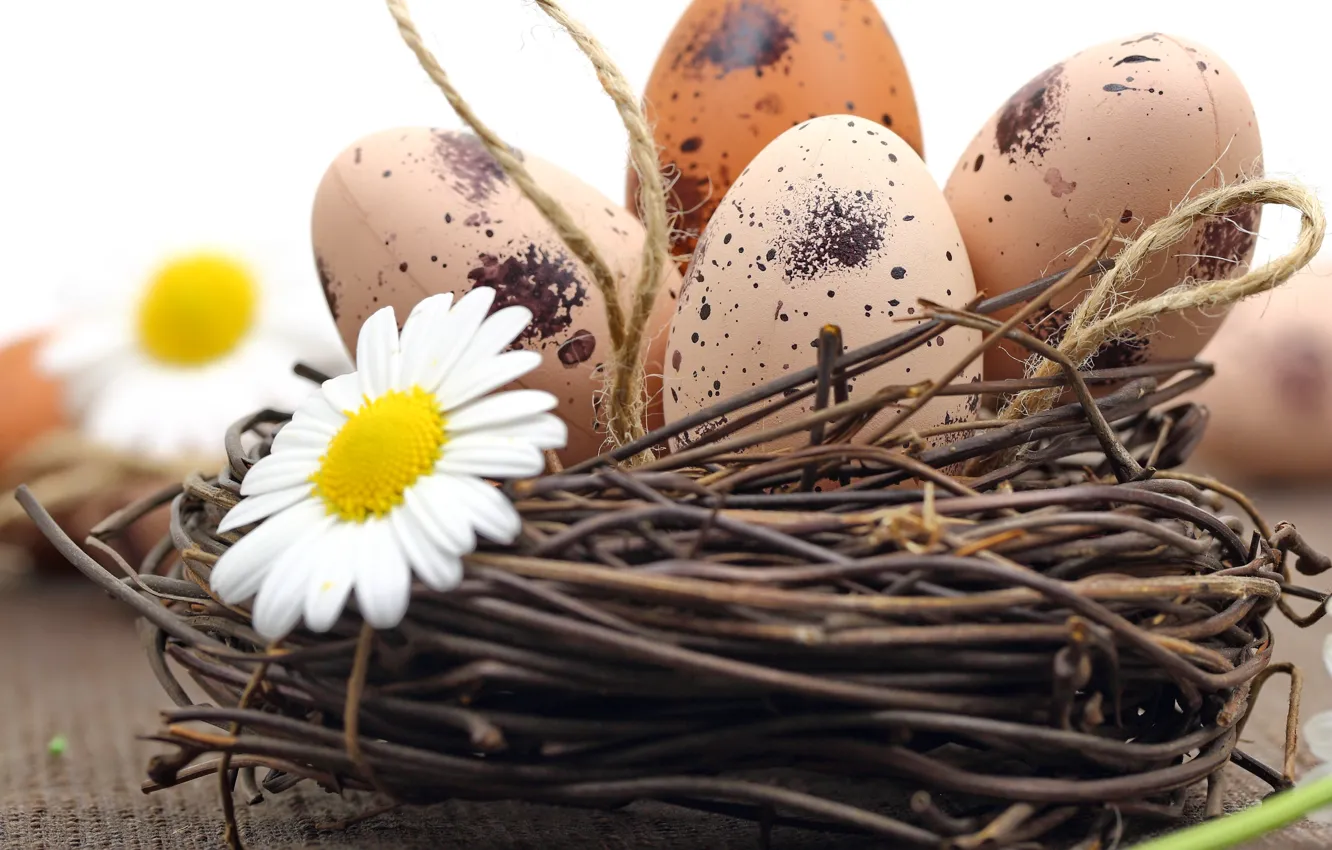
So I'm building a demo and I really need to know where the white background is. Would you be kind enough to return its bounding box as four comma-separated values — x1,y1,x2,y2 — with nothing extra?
0,1,1325,356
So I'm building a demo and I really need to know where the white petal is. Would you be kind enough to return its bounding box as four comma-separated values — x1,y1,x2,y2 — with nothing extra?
1323,634,1332,681
218,486,313,534
1306,711,1332,763
239,454,320,496
353,519,412,629
271,422,335,454
477,413,568,451
415,286,495,392
290,391,346,431
321,372,365,415
447,389,558,434
438,438,545,478
302,525,357,632
436,350,542,412
39,321,130,376
405,476,477,552
209,499,327,603
1302,762,1332,824
398,294,453,386
251,543,318,640
453,475,523,544
356,306,400,398
469,306,534,359
390,508,463,592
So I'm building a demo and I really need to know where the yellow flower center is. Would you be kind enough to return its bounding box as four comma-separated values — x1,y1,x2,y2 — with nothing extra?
135,253,259,366
311,387,447,523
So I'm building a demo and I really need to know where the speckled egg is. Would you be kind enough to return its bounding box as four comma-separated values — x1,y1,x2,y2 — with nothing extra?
633,0,922,272
311,128,681,465
945,33,1262,382
665,115,980,455
1189,260,1332,481
0,333,67,470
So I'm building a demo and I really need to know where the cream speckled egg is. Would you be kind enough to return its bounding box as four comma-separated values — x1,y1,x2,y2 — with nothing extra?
945,33,1262,382
311,128,680,464
665,115,980,455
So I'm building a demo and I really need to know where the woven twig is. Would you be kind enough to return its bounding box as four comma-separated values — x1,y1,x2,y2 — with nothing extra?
20,254,1331,846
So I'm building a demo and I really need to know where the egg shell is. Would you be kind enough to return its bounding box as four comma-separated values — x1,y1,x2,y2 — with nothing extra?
0,333,67,469
945,33,1262,382
633,0,922,271
665,115,980,456
1189,261,1332,480
312,128,681,465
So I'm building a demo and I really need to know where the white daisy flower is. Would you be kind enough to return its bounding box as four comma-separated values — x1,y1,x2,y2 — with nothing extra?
38,245,342,459
1302,634,1332,823
208,287,567,640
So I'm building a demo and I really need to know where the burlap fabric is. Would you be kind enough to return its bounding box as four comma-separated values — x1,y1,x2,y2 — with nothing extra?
2,488,1329,849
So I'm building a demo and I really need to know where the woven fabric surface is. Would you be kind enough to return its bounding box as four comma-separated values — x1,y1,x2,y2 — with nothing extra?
2,486,1330,849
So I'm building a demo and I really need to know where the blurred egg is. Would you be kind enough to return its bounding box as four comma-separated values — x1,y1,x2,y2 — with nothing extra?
0,333,67,470
634,0,922,270
945,33,1262,382
665,115,980,455
1190,261,1332,480
312,128,681,465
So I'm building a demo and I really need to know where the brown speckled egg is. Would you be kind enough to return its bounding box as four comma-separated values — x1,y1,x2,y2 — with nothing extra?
945,33,1262,382
665,115,980,456
311,128,681,465
1189,261,1332,481
0,333,67,470
633,0,922,272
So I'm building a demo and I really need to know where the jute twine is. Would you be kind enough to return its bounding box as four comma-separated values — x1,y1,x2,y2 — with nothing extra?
385,0,673,461
1003,177,1325,419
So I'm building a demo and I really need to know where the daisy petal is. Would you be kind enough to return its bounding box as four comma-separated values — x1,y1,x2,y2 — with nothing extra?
437,350,542,412
290,391,346,431
209,499,328,604
391,509,464,592
405,477,477,552
414,286,495,392
270,422,335,454
399,294,453,384
321,372,365,415
439,437,545,478
356,306,399,398
453,475,523,544
468,306,535,359
252,544,318,640
303,525,357,632
479,413,568,451
1307,711,1332,762
354,519,412,629
447,389,558,434
39,321,130,376
239,454,320,496
218,485,312,534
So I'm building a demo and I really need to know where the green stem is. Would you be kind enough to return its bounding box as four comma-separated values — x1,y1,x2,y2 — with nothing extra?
1129,775,1332,850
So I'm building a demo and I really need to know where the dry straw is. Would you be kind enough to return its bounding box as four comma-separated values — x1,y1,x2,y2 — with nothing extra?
385,0,673,461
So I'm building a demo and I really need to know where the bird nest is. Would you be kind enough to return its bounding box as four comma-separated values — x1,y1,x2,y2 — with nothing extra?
22,257,1331,850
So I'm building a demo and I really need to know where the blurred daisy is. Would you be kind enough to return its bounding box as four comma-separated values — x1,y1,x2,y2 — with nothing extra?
38,247,337,459
1303,634,1332,823
208,288,566,640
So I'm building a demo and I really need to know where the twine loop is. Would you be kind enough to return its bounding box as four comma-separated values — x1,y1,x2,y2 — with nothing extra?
1004,177,1325,419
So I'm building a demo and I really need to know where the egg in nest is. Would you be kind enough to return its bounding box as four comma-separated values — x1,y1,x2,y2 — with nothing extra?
665,115,980,461
312,128,680,465
634,0,923,271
